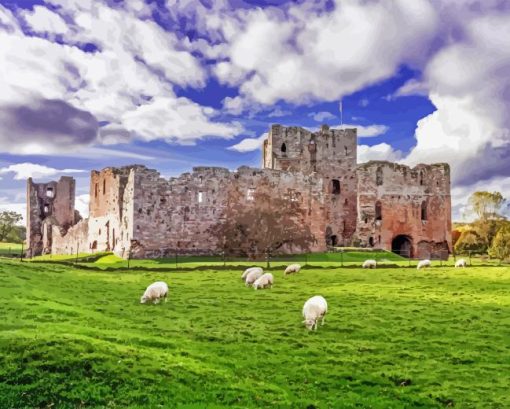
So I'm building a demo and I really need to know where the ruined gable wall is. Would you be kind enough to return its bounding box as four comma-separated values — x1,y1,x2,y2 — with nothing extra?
356,161,452,258
87,167,132,253
26,176,77,257
51,219,89,255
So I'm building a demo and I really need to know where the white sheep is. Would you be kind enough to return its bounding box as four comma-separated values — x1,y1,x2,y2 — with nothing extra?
455,259,467,268
140,281,169,304
253,273,274,290
284,263,301,275
362,259,377,269
241,267,263,280
302,295,328,331
245,269,263,286
417,259,431,270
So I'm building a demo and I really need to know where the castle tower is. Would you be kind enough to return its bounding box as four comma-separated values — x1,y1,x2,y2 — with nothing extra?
263,124,358,246
26,176,76,257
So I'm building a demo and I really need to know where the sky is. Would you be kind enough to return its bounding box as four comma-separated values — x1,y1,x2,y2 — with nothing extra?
0,0,510,222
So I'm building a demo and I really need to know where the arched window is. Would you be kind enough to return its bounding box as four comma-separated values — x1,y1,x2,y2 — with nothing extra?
281,143,287,153
375,201,382,221
331,179,340,194
421,201,427,221
376,167,383,186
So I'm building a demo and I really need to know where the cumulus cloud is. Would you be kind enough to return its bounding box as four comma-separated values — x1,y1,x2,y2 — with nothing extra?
75,193,90,218
0,1,242,153
310,111,336,122
228,133,268,153
358,143,403,163
345,124,389,138
404,13,510,186
268,108,291,118
214,0,437,105
0,163,85,180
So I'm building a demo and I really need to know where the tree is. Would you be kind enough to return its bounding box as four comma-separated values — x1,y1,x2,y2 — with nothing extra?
0,211,23,242
467,191,506,221
488,225,510,263
454,229,485,254
210,179,315,266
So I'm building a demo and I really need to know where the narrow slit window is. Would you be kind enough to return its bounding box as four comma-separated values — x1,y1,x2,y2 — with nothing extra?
331,179,340,194
375,201,382,221
421,201,427,221
103,179,106,194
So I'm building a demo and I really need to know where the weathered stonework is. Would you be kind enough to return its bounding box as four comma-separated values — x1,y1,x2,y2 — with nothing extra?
26,124,452,259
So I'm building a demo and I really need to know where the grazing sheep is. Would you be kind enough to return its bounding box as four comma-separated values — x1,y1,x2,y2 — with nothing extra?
140,281,168,304
253,273,274,290
417,259,431,270
455,259,467,268
362,259,377,269
284,263,301,275
241,267,263,280
245,269,264,286
302,295,328,331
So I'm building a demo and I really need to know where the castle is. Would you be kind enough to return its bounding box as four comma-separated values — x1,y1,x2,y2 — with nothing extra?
26,124,452,259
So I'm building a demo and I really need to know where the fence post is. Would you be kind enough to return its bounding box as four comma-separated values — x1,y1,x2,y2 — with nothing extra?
175,251,178,268
222,251,226,267
75,244,79,264
305,253,308,266
469,250,472,266
266,250,270,269
20,242,24,262
127,250,131,269
340,249,344,267
408,249,411,267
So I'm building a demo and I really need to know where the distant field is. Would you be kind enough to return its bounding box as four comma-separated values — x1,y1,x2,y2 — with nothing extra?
0,259,509,408
0,242,22,257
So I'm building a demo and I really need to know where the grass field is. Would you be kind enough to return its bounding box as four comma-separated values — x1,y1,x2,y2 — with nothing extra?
0,258,509,408
0,242,22,257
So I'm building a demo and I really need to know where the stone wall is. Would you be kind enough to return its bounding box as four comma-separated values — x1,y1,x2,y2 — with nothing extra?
356,161,452,259
51,219,89,255
26,176,77,257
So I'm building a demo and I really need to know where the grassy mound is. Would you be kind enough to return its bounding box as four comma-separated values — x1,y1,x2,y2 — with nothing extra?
0,259,508,408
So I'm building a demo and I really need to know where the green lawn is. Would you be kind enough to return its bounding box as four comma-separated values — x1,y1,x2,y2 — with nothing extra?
0,259,509,408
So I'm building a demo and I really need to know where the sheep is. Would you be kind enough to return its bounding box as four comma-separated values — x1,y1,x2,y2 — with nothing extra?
455,259,467,268
284,263,301,275
245,269,264,286
417,259,431,270
253,273,274,290
302,295,328,331
241,267,263,280
140,281,169,304
362,259,377,269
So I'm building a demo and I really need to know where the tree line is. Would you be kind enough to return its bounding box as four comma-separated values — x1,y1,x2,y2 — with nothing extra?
453,191,510,262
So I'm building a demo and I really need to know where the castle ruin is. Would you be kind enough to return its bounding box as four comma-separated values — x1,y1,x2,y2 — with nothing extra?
26,124,452,259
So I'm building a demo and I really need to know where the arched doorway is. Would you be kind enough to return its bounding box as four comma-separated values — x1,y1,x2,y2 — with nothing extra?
392,235,413,258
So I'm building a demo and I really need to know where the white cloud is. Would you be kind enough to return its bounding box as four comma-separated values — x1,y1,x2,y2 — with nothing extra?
0,202,26,223
310,111,336,122
344,124,389,138
357,143,403,163
0,1,241,153
404,14,510,186
268,108,291,118
0,163,85,180
359,98,369,107
228,133,268,153
394,79,429,98
215,0,437,105
22,5,68,35
75,193,90,218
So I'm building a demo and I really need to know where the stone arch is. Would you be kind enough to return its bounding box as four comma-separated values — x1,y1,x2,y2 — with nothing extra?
392,235,413,258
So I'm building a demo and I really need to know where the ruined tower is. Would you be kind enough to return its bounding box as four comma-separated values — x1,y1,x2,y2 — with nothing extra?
26,176,77,257
263,124,358,246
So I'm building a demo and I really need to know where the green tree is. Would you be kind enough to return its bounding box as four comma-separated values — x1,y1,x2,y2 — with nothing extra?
0,211,23,242
468,191,506,220
454,229,485,254
488,226,510,263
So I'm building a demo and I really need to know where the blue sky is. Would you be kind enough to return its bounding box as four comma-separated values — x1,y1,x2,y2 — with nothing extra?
1,0,510,221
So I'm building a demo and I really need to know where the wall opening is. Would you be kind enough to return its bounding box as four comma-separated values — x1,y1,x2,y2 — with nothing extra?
103,179,106,194
392,235,413,258
376,167,383,186
375,201,382,220
198,191,204,203
331,235,338,246
421,201,427,221
369,237,374,247
95,183,98,198
43,204,50,214
419,171,424,185
247,188,255,201
331,179,340,194
46,187,54,198
91,241,97,250
281,143,287,154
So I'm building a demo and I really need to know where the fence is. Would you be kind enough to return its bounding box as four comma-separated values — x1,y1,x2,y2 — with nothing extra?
0,244,25,261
